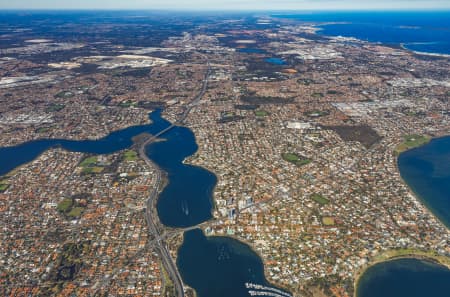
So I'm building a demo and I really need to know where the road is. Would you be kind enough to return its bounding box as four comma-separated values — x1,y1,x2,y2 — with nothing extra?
140,57,211,297
177,58,211,124
139,135,185,297
90,56,210,296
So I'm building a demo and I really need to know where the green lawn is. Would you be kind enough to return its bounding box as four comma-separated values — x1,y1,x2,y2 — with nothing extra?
57,198,86,218
36,127,51,133
67,207,84,218
119,100,135,108
311,193,330,206
80,156,98,167
282,153,300,162
0,183,9,192
79,156,105,174
373,248,450,267
282,153,311,166
45,103,66,112
55,91,74,99
124,150,138,161
296,159,311,166
255,110,269,117
91,167,104,173
57,198,73,213
82,166,104,174
395,134,430,154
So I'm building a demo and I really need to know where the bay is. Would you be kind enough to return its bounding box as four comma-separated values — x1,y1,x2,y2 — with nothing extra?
398,136,450,228
357,258,450,297
177,229,291,297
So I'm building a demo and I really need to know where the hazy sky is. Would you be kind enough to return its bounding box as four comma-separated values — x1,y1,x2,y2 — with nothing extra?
1,0,450,10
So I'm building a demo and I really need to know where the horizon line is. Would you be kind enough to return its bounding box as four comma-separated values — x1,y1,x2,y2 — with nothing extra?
1,8,450,12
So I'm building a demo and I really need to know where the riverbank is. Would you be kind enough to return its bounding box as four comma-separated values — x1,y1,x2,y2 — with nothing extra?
177,228,293,297
183,150,293,295
206,230,294,295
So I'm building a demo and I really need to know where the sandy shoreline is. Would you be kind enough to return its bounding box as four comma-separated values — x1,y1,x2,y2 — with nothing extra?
400,43,450,58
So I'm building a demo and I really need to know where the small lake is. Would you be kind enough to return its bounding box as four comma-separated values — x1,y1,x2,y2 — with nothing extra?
265,57,286,65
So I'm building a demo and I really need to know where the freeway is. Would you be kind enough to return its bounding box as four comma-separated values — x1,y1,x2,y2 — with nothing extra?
139,135,185,297
177,58,211,124
140,56,211,297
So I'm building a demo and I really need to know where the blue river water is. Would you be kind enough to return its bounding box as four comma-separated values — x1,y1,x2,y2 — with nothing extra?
0,109,284,297
1,113,450,297
0,110,169,177
2,11,450,295
178,229,291,297
274,11,450,55
146,125,216,227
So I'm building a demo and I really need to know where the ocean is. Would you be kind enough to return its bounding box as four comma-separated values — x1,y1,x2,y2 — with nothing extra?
273,11,450,55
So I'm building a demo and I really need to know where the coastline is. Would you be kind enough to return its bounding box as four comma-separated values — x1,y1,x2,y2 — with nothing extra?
139,129,187,297
185,132,450,297
394,134,450,230
400,43,450,58
352,249,450,297
0,111,159,177
310,21,450,59
396,171,450,230
182,145,219,220
353,134,450,297
393,134,431,155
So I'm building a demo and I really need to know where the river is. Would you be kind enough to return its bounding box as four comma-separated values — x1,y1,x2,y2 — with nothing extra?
3,111,449,297
0,109,287,297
